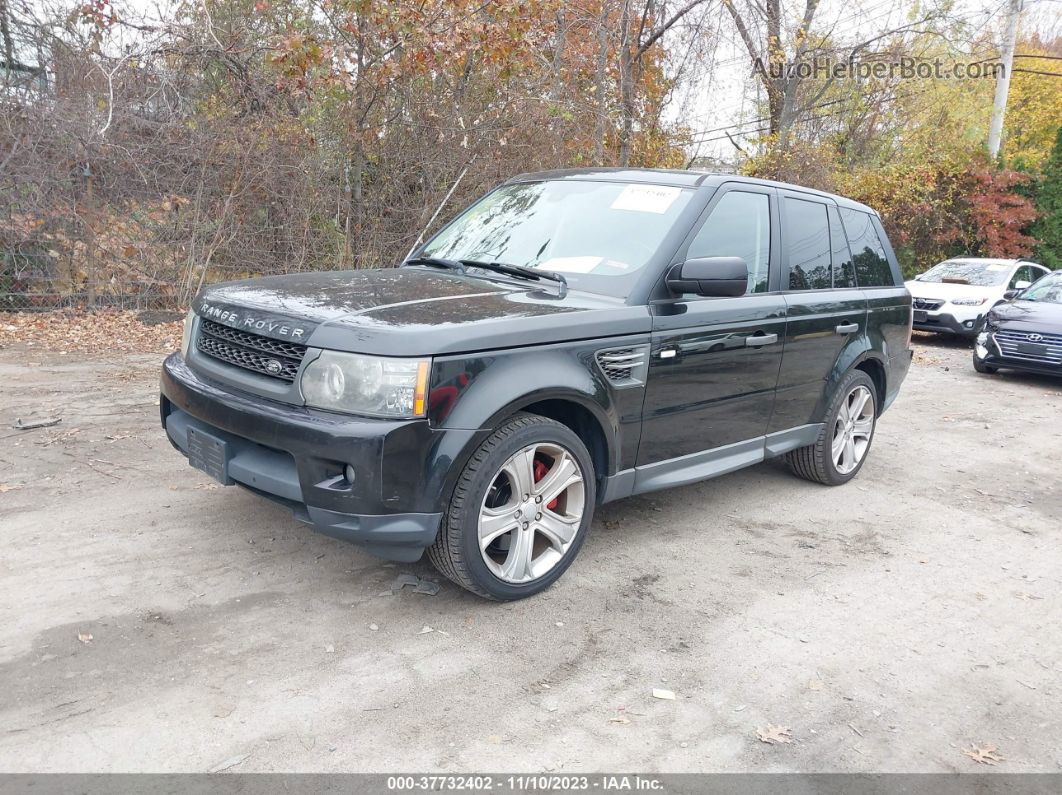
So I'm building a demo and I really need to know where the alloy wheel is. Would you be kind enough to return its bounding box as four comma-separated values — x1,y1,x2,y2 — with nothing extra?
832,385,875,475
478,442,586,584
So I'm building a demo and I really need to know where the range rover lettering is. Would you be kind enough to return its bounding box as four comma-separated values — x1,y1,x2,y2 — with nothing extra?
160,169,913,600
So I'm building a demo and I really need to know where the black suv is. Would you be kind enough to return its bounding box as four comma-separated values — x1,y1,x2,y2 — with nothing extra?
160,169,912,599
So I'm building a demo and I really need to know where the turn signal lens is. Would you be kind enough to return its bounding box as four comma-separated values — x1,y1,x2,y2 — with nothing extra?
413,360,429,418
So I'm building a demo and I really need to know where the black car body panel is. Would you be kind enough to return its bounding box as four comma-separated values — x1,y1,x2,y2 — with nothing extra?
161,169,912,562
978,296,1062,376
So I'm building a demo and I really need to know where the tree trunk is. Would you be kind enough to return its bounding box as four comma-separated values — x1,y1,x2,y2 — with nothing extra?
617,0,635,166
593,0,610,164
0,0,14,69
765,0,785,137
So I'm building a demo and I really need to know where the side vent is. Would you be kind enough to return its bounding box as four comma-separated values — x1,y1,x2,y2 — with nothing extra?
595,345,649,387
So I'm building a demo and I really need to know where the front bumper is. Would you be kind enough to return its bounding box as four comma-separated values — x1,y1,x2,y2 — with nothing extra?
976,331,1062,378
912,307,984,337
161,353,478,561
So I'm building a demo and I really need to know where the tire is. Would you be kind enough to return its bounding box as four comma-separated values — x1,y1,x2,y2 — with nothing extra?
426,413,596,600
786,369,878,487
972,350,997,374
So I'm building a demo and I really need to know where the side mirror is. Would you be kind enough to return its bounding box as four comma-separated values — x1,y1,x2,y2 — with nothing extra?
1014,280,1032,290
1003,289,1022,300
667,256,748,297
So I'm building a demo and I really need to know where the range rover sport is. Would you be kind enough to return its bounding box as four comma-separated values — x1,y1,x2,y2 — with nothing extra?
160,169,913,600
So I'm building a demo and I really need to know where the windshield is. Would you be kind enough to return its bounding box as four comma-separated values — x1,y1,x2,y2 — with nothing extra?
917,260,1010,287
1021,271,1062,303
419,180,694,298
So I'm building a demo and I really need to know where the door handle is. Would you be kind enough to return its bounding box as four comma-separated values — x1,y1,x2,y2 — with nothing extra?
745,333,778,347
835,322,860,335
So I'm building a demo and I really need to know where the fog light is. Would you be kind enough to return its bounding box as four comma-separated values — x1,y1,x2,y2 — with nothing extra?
344,464,356,484
963,320,974,328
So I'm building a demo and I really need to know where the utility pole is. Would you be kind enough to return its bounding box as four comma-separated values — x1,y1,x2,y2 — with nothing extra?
987,0,1023,159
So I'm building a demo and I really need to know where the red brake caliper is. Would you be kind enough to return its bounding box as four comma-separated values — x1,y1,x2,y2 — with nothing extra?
533,456,559,510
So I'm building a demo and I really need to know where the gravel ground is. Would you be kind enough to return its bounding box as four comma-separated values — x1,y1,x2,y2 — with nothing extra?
0,334,1059,773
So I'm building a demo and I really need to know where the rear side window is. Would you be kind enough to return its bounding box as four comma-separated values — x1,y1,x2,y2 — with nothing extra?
839,208,892,287
828,206,857,288
785,198,831,290
687,190,771,294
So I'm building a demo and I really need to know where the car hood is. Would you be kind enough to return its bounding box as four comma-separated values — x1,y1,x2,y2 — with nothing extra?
194,267,650,356
989,298,1062,334
904,280,1001,301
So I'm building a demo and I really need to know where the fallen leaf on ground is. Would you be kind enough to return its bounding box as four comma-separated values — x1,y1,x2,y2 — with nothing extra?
0,484,21,493
77,631,93,644
418,626,434,635
0,310,182,355
963,744,1004,765
652,688,676,700
609,716,631,725
757,724,793,745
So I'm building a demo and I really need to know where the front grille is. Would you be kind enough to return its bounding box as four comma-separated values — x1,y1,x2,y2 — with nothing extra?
196,319,307,382
595,346,649,387
993,328,1062,365
912,298,944,311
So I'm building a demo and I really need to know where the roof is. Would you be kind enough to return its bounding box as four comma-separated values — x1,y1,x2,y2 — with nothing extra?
505,168,877,214
943,257,1025,266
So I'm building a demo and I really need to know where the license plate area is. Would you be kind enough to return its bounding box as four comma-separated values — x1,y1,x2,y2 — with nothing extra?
1016,342,1048,356
913,310,927,322
187,426,234,485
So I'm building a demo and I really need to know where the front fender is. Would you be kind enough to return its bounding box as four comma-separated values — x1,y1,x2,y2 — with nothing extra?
427,342,645,479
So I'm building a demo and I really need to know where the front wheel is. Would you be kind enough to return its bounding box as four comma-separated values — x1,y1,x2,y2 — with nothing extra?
786,370,877,486
427,413,595,600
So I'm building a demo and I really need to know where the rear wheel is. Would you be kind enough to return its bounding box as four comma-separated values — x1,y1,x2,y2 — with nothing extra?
787,370,877,486
427,413,595,600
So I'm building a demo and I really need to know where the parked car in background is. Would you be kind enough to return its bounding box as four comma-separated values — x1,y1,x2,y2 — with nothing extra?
906,258,1049,338
974,269,1062,377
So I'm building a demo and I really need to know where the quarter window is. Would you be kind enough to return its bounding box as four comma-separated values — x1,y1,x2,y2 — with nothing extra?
839,208,893,287
785,198,831,290
687,191,771,293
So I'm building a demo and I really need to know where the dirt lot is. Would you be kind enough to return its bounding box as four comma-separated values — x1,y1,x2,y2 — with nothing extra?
0,332,1059,773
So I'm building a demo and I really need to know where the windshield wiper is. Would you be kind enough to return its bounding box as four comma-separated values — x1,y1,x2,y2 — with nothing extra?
460,260,568,298
403,256,466,275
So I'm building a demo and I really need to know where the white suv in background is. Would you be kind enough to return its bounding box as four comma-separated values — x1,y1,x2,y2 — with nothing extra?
906,258,1050,338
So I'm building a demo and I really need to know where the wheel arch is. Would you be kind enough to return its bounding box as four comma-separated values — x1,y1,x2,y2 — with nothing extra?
513,397,612,486
853,356,887,415
819,343,888,421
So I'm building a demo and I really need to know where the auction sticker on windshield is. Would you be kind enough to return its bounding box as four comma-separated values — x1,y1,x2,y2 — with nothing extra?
610,184,682,214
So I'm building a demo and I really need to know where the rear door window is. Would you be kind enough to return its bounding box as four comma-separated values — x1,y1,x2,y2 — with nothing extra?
784,198,831,290
828,206,857,288
839,208,892,287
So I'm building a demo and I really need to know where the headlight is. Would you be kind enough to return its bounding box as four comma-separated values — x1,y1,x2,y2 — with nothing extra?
950,297,986,306
301,351,430,418
181,310,195,357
